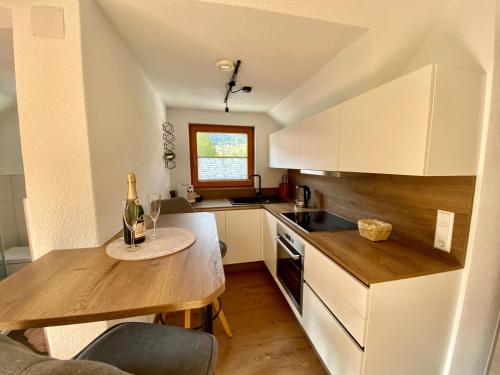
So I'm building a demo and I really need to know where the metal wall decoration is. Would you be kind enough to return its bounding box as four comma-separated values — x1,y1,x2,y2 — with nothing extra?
162,121,176,169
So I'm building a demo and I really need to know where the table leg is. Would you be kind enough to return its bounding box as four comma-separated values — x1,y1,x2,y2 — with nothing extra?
201,303,213,333
153,313,161,324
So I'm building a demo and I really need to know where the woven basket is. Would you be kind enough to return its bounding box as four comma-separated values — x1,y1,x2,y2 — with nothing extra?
358,219,392,241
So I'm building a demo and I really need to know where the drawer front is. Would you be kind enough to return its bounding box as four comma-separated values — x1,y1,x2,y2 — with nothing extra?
262,210,277,277
303,284,364,375
304,243,369,346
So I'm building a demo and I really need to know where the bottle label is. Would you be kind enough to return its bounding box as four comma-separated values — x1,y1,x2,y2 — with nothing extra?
135,221,146,239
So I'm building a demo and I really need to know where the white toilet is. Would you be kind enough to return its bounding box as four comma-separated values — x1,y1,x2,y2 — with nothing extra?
4,246,31,275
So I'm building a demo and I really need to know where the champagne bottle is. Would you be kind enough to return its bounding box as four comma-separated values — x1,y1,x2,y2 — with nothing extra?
123,172,146,245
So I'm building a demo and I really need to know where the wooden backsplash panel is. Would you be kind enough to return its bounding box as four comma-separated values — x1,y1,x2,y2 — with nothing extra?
197,187,279,199
288,170,476,265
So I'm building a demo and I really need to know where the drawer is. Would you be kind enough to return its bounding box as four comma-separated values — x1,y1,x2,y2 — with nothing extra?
304,242,369,346
303,283,364,375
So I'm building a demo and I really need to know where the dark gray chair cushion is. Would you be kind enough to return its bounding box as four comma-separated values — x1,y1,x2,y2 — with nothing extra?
161,197,227,258
74,322,218,375
218,240,227,258
160,197,194,214
0,333,129,375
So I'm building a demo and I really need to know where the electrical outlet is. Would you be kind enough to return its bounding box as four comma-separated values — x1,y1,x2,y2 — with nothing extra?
434,210,454,252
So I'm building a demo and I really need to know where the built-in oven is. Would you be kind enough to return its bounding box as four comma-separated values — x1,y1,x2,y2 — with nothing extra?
276,223,304,315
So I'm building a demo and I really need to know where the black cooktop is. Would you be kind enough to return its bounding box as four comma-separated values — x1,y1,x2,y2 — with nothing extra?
281,211,357,233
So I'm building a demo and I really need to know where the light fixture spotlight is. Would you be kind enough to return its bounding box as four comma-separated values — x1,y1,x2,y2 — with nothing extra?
221,60,252,113
215,59,235,72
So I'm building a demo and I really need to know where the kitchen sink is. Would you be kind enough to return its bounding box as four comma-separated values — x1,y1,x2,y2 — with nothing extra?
229,196,283,205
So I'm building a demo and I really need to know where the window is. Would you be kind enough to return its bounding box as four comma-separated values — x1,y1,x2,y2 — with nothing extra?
189,124,255,188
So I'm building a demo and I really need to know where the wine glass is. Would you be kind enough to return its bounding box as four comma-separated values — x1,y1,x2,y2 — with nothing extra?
149,193,161,239
123,200,139,250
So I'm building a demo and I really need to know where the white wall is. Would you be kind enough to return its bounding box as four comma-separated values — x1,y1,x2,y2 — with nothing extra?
0,104,23,175
0,174,29,255
80,0,169,245
261,1,454,125
8,0,104,359
397,0,499,374
0,6,12,28
167,108,283,189
7,0,169,359
445,1,500,373
404,0,494,74
10,0,98,257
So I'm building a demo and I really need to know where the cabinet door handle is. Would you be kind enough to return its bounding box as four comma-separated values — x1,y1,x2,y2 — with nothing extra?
276,236,300,260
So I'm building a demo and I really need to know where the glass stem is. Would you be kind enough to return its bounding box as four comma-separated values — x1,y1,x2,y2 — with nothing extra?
153,221,156,238
131,228,135,247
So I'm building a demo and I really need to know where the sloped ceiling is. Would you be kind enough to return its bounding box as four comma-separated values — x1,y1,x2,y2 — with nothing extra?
96,0,366,113
97,0,455,121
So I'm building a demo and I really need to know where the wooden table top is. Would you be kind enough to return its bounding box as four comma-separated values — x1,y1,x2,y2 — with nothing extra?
0,212,225,330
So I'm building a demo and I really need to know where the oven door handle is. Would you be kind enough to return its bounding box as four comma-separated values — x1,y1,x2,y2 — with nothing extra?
276,236,301,260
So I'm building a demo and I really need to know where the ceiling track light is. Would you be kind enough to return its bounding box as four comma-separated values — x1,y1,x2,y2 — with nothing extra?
216,59,235,72
219,59,252,113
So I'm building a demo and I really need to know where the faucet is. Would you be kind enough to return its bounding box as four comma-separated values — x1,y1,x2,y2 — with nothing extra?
249,174,262,198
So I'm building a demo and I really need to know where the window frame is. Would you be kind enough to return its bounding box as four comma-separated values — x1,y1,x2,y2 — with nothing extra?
188,123,255,188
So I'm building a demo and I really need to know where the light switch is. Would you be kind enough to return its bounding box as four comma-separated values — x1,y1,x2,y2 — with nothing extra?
437,210,451,225
434,210,454,252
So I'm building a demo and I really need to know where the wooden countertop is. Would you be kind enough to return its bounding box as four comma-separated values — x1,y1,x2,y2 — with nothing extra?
192,199,251,211
193,199,462,284
192,198,292,211
189,199,461,285
193,199,242,211
0,213,225,330
264,203,462,285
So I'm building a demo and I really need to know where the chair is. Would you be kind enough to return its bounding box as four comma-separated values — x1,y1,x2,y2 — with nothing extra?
0,322,217,375
160,197,196,214
161,198,233,338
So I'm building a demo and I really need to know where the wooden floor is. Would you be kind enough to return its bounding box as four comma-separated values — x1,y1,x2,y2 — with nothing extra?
165,268,326,374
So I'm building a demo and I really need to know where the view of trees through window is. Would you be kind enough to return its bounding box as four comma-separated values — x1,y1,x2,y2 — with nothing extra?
196,133,248,157
189,124,254,187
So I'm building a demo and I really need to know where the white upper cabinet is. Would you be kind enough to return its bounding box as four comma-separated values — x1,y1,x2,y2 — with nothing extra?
299,105,341,171
278,124,301,169
268,123,301,169
268,64,483,176
268,131,280,168
339,64,484,176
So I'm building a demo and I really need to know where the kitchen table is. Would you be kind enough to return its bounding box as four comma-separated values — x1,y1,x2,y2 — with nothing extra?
0,212,225,333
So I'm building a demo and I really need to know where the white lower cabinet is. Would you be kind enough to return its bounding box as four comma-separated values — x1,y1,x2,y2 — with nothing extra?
204,208,462,375
212,211,227,264
301,241,462,375
303,283,364,375
225,209,262,264
305,243,368,346
213,211,226,242
261,210,277,277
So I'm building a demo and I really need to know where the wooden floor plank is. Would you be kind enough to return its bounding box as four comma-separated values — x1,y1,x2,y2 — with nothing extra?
165,268,326,374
